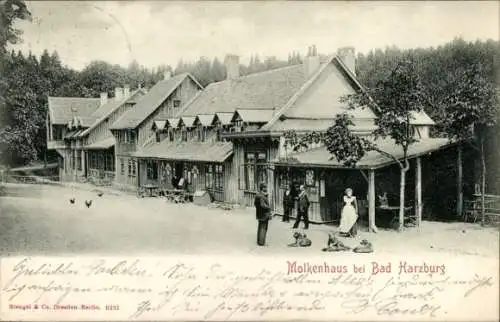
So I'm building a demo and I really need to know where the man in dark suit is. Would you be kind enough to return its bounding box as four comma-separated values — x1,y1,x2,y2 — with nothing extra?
254,183,271,246
282,184,294,222
293,184,310,230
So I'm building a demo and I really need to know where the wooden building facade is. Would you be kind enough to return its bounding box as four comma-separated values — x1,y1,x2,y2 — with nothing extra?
110,72,203,191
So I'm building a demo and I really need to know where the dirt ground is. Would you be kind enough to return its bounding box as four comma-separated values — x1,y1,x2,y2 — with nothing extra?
0,183,498,259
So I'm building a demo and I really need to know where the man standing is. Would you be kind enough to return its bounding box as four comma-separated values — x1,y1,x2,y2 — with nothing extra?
282,184,294,222
254,183,271,246
293,185,310,230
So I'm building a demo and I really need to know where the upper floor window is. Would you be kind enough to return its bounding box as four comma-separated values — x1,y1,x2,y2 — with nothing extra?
53,126,63,140
197,126,207,142
181,128,188,141
173,100,181,108
122,130,136,144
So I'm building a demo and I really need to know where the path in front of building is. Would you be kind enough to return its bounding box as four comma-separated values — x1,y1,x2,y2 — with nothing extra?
0,183,498,259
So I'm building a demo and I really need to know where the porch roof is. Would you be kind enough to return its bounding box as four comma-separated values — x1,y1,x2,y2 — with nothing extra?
132,141,233,163
84,136,116,150
274,138,453,170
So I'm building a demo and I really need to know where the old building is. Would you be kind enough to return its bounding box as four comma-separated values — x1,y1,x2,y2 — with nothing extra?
109,72,203,191
46,86,144,183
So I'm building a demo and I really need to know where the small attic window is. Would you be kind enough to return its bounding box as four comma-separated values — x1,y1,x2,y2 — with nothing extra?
174,100,181,108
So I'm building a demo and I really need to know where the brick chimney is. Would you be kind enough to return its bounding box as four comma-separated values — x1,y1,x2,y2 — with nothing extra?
123,85,130,98
100,92,108,106
303,45,320,78
114,87,123,101
224,54,240,80
337,46,356,75
164,71,171,80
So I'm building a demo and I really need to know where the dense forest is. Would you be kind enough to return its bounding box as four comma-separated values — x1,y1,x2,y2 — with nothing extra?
0,0,499,169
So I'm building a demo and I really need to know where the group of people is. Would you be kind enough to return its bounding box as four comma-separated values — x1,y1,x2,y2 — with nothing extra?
254,182,359,246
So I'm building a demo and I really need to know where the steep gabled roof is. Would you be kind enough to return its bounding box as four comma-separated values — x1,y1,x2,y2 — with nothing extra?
166,118,181,128
177,64,309,117
110,73,201,130
232,109,275,123
152,120,167,131
179,116,196,127
195,114,216,126
213,112,234,126
48,97,101,126
79,89,145,137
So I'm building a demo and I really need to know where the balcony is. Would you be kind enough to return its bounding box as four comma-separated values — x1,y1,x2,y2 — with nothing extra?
47,140,67,150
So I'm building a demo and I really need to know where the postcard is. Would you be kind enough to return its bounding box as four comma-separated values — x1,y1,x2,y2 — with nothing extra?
0,1,498,321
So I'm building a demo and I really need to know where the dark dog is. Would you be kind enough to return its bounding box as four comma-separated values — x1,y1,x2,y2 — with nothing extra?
288,232,312,247
322,232,351,252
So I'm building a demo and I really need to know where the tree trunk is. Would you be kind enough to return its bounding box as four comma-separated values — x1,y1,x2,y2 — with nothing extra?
480,138,486,226
399,167,407,232
457,146,463,218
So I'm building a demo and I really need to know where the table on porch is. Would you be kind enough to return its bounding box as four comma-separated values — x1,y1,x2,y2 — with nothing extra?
164,189,193,203
140,184,159,197
377,206,414,230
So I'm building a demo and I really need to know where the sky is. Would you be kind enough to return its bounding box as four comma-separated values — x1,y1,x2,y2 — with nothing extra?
10,1,500,70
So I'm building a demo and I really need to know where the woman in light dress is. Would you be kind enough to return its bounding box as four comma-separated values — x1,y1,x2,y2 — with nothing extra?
338,188,358,237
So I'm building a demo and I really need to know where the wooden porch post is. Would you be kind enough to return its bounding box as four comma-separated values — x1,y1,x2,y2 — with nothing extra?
457,146,463,218
415,157,422,231
368,169,378,233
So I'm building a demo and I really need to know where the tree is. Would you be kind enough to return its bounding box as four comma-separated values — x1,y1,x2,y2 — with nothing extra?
285,58,426,231
431,63,498,225
0,0,31,54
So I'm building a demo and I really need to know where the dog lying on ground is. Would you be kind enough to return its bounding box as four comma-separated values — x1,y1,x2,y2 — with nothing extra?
322,232,351,252
288,232,312,247
353,239,374,253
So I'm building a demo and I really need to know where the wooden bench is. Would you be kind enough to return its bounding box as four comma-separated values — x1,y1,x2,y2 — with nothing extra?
464,194,500,225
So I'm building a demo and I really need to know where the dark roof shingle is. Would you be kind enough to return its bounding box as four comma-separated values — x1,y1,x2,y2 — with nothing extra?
275,138,451,169
48,97,101,126
111,73,197,130
132,141,233,163
178,64,309,117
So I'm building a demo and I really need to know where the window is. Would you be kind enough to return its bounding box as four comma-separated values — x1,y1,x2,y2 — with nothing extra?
89,152,98,169
205,164,224,191
205,165,213,189
104,153,114,172
240,151,267,191
53,126,63,140
215,165,223,190
76,152,82,171
197,126,206,142
127,159,137,178
181,128,188,141
173,100,181,108
216,127,222,141
130,131,136,144
70,153,75,170
146,160,158,180
123,130,136,144
120,158,125,175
